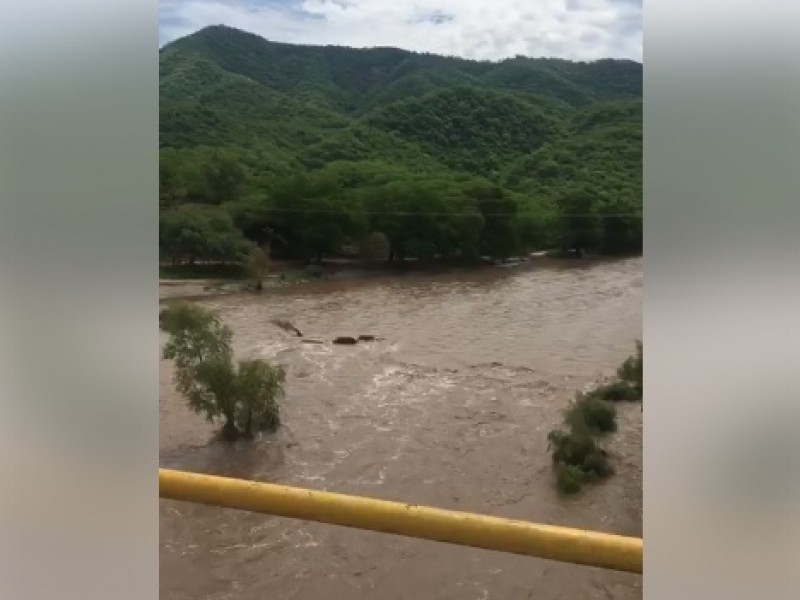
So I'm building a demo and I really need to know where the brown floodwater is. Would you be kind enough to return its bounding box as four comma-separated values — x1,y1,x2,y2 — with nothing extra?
160,257,643,599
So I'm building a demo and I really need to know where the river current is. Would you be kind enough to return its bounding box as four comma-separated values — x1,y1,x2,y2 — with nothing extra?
160,257,643,599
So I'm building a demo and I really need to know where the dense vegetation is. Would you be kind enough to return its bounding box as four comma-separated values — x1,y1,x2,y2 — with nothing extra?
548,341,643,494
160,25,642,266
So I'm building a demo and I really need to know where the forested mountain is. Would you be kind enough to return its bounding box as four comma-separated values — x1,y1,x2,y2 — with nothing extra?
160,25,642,264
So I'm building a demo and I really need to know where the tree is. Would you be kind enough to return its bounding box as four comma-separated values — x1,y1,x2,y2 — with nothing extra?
235,359,286,436
159,147,223,207
598,198,642,255
556,186,600,257
227,197,273,246
516,202,555,253
267,173,367,261
160,302,286,440
468,184,519,261
159,205,253,265
203,151,246,205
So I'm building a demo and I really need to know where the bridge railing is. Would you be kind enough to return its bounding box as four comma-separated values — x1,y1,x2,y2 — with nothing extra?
159,468,642,574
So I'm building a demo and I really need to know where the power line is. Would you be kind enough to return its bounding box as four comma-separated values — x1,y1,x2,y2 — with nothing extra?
249,208,642,217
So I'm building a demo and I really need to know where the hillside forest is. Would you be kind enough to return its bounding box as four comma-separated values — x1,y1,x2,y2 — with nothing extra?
159,26,642,267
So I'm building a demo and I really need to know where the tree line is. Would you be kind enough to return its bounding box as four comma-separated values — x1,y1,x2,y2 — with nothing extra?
159,152,642,267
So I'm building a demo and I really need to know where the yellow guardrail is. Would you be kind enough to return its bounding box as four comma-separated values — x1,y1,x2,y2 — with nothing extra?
160,468,642,573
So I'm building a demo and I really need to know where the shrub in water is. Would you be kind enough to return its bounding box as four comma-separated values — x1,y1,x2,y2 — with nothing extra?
555,463,586,495
549,426,613,485
589,380,640,402
566,395,617,434
617,340,643,396
547,341,642,495
581,450,614,481
548,427,595,466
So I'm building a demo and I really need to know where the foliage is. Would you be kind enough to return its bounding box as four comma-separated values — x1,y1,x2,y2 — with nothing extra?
366,86,559,176
502,100,642,255
266,172,368,260
468,184,519,260
548,428,613,494
618,339,643,395
555,463,585,495
160,204,253,265
565,394,618,434
160,302,233,367
547,341,643,495
588,380,641,402
160,302,286,440
555,186,600,256
234,359,286,436
159,25,642,264
162,26,641,115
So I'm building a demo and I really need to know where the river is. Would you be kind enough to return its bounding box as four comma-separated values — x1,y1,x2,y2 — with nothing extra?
160,256,643,599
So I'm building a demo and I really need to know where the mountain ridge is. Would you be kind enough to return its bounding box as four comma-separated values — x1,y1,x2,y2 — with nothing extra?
161,25,642,113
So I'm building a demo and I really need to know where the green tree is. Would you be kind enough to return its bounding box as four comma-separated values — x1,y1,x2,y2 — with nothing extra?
159,148,216,208
598,198,642,255
516,203,555,252
235,359,286,436
556,186,599,257
227,197,273,246
160,302,286,440
159,205,253,265
364,180,440,262
468,184,519,260
203,151,246,205
267,173,367,261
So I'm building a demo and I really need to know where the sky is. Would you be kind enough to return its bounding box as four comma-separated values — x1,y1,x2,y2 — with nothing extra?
159,0,642,62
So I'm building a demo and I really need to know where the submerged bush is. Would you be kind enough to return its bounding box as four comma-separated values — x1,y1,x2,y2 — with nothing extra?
549,427,597,465
547,341,642,495
566,394,617,434
555,463,586,494
617,340,642,396
580,449,614,480
547,427,613,494
588,380,641,402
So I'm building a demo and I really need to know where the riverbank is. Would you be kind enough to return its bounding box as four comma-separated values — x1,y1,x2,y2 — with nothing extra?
159,253,639,301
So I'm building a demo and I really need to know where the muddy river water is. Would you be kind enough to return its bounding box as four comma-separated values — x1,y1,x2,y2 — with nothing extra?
160,257,643,599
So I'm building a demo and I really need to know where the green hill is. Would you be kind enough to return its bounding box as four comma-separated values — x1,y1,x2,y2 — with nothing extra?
159,25,642,263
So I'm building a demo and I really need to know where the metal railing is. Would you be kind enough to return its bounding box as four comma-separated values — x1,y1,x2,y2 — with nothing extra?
160,468,642,573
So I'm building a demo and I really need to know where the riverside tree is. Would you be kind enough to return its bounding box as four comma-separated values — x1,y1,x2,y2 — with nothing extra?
160,302,286,440
159,204,253,265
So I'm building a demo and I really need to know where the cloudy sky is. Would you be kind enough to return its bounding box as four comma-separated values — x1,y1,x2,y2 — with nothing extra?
159,0,642,62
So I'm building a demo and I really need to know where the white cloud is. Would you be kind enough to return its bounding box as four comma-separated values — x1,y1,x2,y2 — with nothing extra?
159,0,642,62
